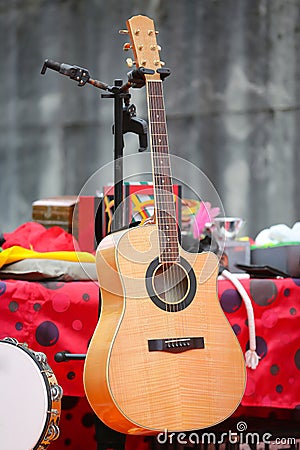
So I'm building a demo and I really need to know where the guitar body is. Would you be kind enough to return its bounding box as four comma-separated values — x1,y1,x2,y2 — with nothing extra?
84,14,246,435
84,224,246,434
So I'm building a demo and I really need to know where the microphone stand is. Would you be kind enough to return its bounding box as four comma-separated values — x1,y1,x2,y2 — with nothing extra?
41,59,149,362
41,59,151,450
41,60,170,364
41,59,170,450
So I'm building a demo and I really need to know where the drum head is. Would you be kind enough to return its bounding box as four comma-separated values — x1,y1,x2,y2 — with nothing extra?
0,341,49,450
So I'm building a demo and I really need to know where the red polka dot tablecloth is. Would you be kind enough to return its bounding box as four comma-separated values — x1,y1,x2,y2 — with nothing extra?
0,278,99,397
218,277,300,410
0,276,300,449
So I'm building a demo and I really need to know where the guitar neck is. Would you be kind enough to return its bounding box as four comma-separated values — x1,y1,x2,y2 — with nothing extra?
146,78,179,263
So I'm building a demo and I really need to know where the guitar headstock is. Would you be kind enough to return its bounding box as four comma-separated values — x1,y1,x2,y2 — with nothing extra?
122,15,163,79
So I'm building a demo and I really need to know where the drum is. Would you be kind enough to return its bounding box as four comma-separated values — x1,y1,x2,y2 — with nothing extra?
0,337,63,450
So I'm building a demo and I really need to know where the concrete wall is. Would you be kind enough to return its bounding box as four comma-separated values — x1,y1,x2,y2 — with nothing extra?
0,0,299,238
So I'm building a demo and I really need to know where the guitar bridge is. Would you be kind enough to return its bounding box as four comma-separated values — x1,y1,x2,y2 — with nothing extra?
148,337,204,353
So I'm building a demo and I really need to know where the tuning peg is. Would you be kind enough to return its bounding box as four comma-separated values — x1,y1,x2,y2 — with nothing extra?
126,58,135,68
150,44,161,51
123,43,131,51
119,29,129,34
154,60,165,66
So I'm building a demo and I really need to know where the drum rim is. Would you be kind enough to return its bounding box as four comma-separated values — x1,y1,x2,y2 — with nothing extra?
0,339,53,450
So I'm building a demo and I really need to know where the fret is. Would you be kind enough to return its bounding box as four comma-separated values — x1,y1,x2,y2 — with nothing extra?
159,235,178,240
150,120,166,125
155,190,174,196
154,181,173,186
161,253,181,258
156,220,176,225
160,242,179,248
156,216,176,221
155,192,174,197
149,110,166,117
152,143,169,148
155,201,175,205
155,201,174,208
151,138,168,146
156,217,177,222
159,238,178,243
158,236,178,241
154,186,173,190
153,172,172,178
154,180,173,183
153,173,172,178
157,223,177,230
156,205,175,211
160,258,181,263
155,193,174,198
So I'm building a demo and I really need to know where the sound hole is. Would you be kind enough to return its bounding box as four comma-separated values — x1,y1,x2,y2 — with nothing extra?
145,257,196,312
153,263,189,304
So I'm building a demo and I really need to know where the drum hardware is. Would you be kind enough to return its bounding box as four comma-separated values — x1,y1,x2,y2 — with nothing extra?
51,384,63,401
44,423,60,441
35,351,48,364
3,336,18,344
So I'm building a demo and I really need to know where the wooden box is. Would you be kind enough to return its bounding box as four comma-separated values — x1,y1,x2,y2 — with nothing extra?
32,196,78,233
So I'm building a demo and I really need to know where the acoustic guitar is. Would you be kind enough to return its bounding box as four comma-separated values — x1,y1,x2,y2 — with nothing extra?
83,14,246,435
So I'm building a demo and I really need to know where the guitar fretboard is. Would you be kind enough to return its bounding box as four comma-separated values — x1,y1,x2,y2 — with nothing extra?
146,79,179,263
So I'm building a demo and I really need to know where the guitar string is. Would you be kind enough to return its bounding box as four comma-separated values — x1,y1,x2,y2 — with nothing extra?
150,80,182,322
147,80,169,318
151,81,168,311
156,79,182,316
150,78,189,345
154,79,187,322
155,79,182,317
152,81,173,313
149,80,171,314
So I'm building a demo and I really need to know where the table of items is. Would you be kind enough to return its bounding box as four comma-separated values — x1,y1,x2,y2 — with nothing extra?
0,275,300,449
